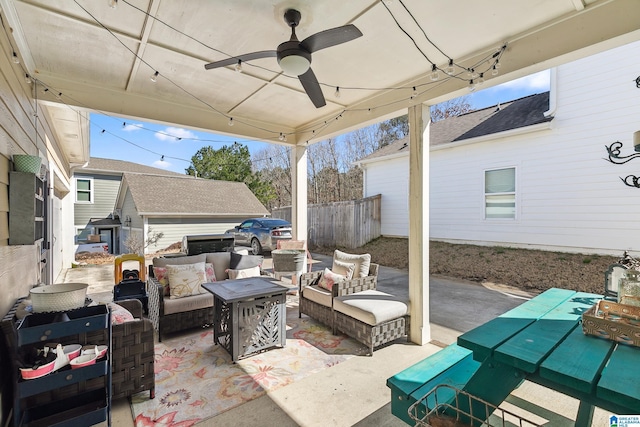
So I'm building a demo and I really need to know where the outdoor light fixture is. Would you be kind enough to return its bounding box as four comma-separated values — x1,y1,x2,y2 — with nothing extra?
277,50,310,76
605,135,640,187
150,71,159,82
12,52,19,64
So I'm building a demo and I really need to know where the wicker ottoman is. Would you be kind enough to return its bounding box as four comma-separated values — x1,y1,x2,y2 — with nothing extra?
333,290,409,355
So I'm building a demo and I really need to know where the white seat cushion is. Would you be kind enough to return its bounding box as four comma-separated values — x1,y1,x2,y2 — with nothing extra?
302,284,332,308
333,290,408,326
164,292,213,315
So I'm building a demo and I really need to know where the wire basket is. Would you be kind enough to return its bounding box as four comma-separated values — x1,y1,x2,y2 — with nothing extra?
29,283,88,313
408,384,542,427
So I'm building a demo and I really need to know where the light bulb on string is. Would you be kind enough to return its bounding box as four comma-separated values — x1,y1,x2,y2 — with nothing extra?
468,80,476,92
278,133,284,141
477,73,485,86
228,117,234,127
334,87,340,98
12,52,19,64
25,74,31,84
235,60,242,73
150,71,159,82
491,65,499,76
412,86,418,98
108,0,118,8
430,64,439,81
446,59,454,75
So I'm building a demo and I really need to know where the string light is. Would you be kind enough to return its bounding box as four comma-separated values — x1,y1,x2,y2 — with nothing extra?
477,73,485,86
12,52,19,64
160,155,164,161
36,3,510,145
491,64,499,76
25,74,31,84
412,86,418,98
150,71,159,82
235,60,242,73
278,132,284,141
108,0,118,8
446,59,454,75
468,79,476,92
430,64,439,81
228,117,234,126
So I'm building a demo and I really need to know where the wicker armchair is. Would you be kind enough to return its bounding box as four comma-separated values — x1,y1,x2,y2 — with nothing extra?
147,273,214,342
298,263,379,327
110,299,155,400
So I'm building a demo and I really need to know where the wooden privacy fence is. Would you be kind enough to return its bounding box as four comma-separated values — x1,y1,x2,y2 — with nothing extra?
271,194,381,249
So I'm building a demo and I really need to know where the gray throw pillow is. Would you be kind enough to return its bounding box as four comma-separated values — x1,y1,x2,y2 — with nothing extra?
229,251,264,270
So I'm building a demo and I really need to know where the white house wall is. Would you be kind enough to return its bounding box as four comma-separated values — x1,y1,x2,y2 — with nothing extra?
363,156,409,237
430,41,640,255
145,217,245,253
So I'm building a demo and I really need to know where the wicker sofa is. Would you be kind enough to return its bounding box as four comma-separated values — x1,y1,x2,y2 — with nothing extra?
298,250,409,355
148,251,263,341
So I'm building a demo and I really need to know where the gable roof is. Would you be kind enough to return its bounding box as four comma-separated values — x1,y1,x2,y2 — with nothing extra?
119,174,269,216
75,157,184,177
359,92,551,162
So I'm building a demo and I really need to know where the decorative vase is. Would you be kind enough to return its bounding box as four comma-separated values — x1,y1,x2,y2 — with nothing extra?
13,154,42,174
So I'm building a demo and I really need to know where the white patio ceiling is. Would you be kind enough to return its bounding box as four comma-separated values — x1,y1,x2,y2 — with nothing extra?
2,0,640,164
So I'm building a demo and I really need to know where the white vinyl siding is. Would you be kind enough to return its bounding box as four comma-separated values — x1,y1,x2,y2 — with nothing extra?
484,167,516,219
362,156,409,237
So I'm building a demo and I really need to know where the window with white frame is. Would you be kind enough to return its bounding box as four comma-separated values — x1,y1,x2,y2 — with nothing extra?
75,178,93,203
484,167,516,219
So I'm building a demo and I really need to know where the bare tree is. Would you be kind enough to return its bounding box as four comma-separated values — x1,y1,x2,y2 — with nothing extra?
430,96,473,122
124,227,164,255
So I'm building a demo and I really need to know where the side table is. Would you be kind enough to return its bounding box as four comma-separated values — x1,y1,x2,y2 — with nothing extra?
202,277,288,362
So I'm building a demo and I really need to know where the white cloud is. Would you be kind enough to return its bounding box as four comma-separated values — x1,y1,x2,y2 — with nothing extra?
153,159,171,169
155,127,197,142
123,122,143,132
499,70,550,91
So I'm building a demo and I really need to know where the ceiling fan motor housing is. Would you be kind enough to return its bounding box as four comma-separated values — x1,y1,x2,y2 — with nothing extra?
277,41,311,75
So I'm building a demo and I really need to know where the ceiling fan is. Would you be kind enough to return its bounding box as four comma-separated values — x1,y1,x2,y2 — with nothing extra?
204,9,362,108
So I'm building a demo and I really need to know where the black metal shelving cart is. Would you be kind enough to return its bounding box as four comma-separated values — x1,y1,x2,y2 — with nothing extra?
2,304,112,427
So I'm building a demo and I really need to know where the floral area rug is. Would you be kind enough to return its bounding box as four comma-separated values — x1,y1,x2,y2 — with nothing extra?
130,297,367,426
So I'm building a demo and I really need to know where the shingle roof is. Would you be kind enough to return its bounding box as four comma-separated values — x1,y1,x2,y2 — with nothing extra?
77,157,184,176
122,173,269,216
360,92,551,162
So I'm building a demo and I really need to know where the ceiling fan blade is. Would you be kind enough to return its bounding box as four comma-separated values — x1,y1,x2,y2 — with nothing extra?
298,68,326,108
300,24,362,53
204,50,277,70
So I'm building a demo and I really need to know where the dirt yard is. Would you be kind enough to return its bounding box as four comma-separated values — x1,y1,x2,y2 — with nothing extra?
77,237,622,295
315,238,622,295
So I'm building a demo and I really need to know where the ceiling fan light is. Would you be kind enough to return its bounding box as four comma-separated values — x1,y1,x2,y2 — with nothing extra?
278,54,310,76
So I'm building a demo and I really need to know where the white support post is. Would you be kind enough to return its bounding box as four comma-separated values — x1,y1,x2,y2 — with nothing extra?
408,104,431,345
290,145,308,243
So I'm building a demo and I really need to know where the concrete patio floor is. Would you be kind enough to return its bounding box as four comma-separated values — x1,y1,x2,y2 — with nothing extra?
58,254,611,427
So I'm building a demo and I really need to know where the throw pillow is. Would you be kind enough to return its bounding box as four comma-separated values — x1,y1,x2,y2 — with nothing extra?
227,266,262,280
332,260,355,280
167,262,207,299
152,253,206,268
205,262,217,282
108,302,135,325
229,251,264,270
333,250,372,278
153,266,171,296
317,268,345,291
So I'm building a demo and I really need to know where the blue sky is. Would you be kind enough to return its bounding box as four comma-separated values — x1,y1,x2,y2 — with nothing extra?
90,70,550,174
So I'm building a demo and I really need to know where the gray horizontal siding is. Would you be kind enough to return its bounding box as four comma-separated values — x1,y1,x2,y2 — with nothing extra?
74,174,121,227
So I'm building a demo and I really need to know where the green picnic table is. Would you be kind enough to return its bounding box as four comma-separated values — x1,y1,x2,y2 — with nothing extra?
388,288,640,426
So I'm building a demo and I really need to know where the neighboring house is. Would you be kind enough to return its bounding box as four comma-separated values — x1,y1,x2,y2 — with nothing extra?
72,157,182,253
356,41,640,255
115,173,269,254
